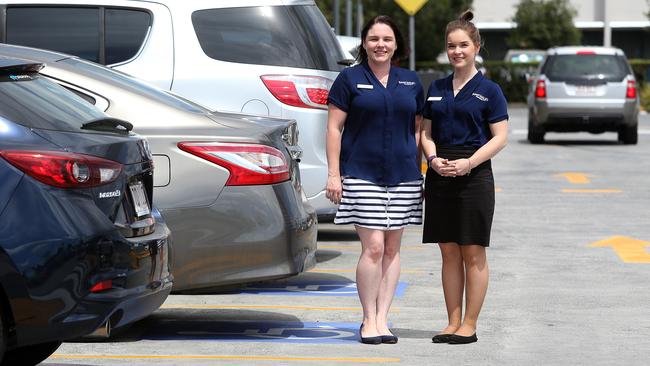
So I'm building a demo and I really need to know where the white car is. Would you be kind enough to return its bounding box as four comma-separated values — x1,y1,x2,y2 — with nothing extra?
0,0,346,219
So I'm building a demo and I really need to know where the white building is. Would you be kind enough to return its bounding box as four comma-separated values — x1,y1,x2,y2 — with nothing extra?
471,0,650,59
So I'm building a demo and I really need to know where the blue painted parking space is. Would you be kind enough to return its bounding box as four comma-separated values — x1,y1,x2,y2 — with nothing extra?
143,321,362,344
227,280,408,297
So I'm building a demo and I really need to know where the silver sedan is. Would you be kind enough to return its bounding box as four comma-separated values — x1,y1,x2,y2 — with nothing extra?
0,44,317,292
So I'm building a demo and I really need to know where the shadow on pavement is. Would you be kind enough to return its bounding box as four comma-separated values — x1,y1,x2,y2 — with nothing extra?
317,227,359,242
315,249,342,263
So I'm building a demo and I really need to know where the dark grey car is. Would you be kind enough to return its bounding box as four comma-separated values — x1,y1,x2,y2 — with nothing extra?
0,44,317,292
527,46,639,144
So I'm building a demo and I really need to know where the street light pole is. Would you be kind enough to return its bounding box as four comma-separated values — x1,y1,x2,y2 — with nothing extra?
346,0,352,36
333,0,340,35
409,15,415,70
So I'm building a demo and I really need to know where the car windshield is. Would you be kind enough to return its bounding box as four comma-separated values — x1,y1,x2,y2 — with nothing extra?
0,73,106,131
542,54,629,83
192,5,345,72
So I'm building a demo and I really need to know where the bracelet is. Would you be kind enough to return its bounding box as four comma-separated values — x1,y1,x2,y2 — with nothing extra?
426,154,437,163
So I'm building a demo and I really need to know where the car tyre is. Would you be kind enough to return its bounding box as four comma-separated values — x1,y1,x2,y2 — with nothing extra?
618,124,638,145
527,113,545,144
0,341,62,366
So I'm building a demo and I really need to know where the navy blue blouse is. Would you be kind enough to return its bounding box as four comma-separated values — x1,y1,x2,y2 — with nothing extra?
423,72,508,147
328,62,424,186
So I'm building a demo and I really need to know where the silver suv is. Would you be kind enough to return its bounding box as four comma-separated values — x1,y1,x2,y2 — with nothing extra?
527,46,639,144
0,0,346,219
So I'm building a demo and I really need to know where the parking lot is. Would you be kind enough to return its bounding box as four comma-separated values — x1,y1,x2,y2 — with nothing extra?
44,105,650,365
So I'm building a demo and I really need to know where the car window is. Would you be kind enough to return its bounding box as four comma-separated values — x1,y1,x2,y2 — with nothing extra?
0,73,106,131
5,6,151,65
58,58,208,114
105,9,152,65
192,5,344,72
542,54,629,83
6,7,100,62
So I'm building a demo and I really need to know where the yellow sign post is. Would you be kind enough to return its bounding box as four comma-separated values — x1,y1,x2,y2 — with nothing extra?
394,0,429,70
394,0,429,16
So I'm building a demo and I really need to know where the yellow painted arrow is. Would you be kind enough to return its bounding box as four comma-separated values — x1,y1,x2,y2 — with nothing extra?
589,236,650,263
556,172,592,184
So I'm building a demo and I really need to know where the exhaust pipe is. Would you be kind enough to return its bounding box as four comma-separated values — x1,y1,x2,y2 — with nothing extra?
87,319,111,339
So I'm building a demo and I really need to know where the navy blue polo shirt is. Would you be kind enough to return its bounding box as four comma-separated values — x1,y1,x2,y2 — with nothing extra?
423,72,508,147
328,62,424,186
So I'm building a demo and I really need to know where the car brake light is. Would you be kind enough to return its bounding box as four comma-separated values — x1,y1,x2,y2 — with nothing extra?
576,50,596,55
0,150,122,188
261,75,333,110
626,80,637,99
90,279,113,293
177,142,290,186
535,80,546,98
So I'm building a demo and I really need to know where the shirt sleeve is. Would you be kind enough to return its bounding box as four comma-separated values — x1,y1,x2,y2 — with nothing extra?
487,84,509,123
422,83,433,120
327,70,351,113
415,77,424,115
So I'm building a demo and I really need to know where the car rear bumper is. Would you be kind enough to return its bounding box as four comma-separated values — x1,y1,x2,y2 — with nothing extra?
10,217,173,346
162,180,317,292
533,98,638,132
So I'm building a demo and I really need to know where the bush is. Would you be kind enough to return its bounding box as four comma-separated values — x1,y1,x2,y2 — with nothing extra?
640,83,650,112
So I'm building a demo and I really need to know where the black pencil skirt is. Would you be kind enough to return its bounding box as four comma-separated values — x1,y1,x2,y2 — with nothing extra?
422,146,495,247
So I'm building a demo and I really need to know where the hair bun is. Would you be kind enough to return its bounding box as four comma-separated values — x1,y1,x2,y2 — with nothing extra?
459,9,474,22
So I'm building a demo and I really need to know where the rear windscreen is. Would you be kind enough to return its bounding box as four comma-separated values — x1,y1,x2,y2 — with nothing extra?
192,5,344,72
0,74,105,131
542,54,630,83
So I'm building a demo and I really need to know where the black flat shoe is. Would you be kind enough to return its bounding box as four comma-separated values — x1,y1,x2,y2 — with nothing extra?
359,324,381,345
448,333,478,344
431,333,454,343
380,334,398,344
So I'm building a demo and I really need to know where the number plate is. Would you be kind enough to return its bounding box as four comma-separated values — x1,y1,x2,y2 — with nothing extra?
575,86,597,96
129,181,150,217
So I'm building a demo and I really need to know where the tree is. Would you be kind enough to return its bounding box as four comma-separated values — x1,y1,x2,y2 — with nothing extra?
315,0,473,63
507,0,580,49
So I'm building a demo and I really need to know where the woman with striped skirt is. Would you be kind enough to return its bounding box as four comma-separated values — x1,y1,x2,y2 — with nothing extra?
326,15,424,345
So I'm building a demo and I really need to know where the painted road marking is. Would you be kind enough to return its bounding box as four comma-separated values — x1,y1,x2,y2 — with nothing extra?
562,188,622,193
228,280,408,297
589,236,650,263
51,354,400,363
136,321,381,344
556,172,592,184
159,304,376,311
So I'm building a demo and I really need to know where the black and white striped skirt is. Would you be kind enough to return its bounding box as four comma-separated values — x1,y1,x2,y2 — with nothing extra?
334,177,423,230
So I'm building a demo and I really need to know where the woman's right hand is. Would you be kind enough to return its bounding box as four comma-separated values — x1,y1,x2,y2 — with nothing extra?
326,175,343,204
430,158,455,177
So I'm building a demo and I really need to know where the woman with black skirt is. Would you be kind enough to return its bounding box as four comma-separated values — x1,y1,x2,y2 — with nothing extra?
421,10,508,344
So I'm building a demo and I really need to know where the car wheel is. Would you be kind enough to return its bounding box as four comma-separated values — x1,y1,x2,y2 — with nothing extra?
618,124,638,145
527,113,545,144
0,302,6,363
0,341,62,366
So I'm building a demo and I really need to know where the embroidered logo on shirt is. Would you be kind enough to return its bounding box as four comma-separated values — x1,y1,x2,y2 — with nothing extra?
357,84,374,89
427,96,442,101
473,93,489,102
398,81,416,86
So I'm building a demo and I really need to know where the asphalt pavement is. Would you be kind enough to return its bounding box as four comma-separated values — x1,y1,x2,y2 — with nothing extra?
44,105,650,365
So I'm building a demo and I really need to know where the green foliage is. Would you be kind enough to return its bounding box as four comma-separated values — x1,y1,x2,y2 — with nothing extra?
314,0,472,64
640,84,650,112
507,0,580,50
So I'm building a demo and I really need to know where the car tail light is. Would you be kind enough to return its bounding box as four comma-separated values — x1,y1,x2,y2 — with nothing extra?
535,80,546,99
626,80,637,99
260,75,333,110
177,142,290,186
0,150,122,188
90,279,113,293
